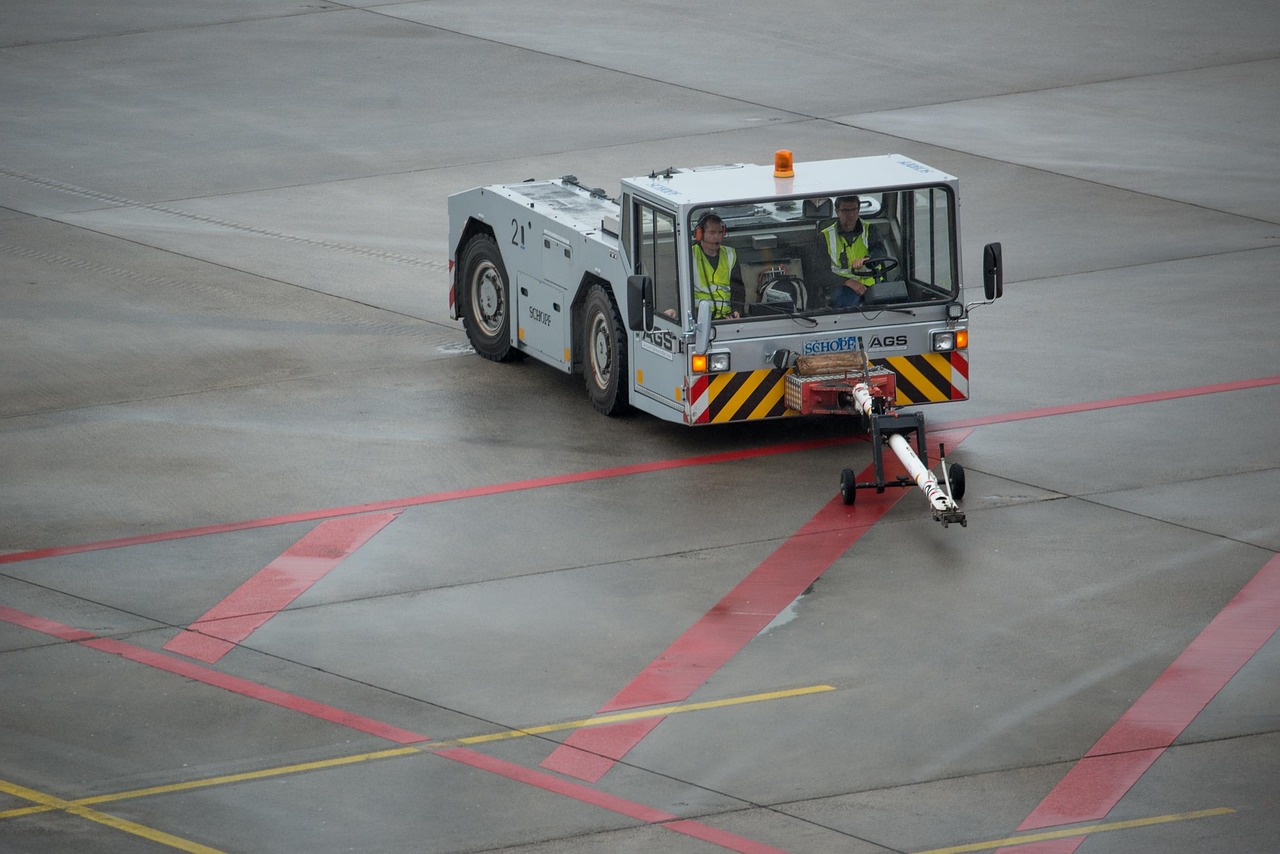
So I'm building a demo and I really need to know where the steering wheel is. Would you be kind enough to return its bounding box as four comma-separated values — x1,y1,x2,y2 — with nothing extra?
854,256,899,283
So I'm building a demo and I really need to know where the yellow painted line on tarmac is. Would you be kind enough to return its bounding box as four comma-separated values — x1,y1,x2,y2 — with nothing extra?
0,684,835,827
446,683,837,746
913,806,1236,854
0,777,225,854
0,746,426,820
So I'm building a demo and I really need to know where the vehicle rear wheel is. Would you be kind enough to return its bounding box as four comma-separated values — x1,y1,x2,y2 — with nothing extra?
583,284,628,416
459,234,516,361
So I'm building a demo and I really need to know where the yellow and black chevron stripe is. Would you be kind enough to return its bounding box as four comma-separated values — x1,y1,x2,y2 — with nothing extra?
692,368,793,423
874,353,968,405
692,353,967,422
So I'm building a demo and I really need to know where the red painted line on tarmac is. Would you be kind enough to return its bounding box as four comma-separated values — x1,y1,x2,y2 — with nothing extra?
2,376,1273,569
541,715,668,782
0,606,431,745
996,552,1280,852
0,607,98,642
0,437,850,566
439,747,789,854
163,512,399,663
935,375,1280,431
0,604,792,852
541,429,972,781
6,377,1275,848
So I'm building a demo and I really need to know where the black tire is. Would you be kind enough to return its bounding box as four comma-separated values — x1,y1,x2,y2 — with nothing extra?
459,234,516,361
840,468,857,505
948,462,966,500
583,284,628,416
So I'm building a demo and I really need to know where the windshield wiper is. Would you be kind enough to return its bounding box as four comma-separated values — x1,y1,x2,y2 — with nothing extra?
752,302,818,326
864,305,916,316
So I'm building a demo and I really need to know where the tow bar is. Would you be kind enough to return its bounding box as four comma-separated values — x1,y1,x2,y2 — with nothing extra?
782,350,967,527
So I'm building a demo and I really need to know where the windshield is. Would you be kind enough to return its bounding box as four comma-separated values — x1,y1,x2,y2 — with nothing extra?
687,187,957,321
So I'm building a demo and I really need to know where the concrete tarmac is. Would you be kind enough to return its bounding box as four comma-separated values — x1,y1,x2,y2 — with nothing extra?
2,2,1278,852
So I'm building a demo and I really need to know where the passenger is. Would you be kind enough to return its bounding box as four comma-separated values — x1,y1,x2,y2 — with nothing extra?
820,195,885,308
691,212,744,319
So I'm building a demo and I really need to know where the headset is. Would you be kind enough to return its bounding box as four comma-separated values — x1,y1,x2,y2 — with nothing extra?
694,212,718,242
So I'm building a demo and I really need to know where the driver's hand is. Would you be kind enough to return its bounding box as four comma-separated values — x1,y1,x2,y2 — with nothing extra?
844,278,868,295
850,256,870,272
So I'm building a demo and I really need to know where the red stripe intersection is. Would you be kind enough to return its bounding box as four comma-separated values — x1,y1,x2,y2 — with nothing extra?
540,429,971,781
163,512,399,662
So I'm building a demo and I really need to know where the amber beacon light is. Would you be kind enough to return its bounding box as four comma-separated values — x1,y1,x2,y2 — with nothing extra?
773,149,794,178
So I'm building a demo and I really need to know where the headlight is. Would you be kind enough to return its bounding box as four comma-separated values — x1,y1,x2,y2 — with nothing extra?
709,352,731,373
931,329,967,352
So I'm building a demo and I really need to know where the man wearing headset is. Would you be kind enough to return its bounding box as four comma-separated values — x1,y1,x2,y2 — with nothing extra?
691,212,745,319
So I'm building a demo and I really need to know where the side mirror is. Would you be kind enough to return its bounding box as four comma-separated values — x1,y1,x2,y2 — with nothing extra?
694,300,712,354
983,242,1004,300
626,275,654,332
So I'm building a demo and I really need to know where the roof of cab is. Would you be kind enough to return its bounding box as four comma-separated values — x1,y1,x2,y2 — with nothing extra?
621,154,956,208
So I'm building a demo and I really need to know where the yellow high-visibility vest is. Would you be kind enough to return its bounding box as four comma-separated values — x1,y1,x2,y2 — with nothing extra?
692,245,737,318
822,222,874,287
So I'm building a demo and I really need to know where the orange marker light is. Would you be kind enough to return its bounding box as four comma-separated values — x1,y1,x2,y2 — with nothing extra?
956,329,969,350
773,149,794,178
691,353,709,374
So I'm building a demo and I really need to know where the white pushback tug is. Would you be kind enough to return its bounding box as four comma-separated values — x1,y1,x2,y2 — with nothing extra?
447,150,1005,525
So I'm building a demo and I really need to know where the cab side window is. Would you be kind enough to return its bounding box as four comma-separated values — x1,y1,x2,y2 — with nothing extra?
908,189,956,293
635,204,679,322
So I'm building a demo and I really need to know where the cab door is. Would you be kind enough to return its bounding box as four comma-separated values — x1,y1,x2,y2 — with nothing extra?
629,202,685,411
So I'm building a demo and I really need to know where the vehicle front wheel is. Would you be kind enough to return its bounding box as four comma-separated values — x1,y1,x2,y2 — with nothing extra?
840,468,857,505
583,284,628,416
948,462,966,500
459,234,516,361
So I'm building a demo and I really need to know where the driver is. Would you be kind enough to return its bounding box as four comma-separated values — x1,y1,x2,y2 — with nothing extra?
821,195,886,308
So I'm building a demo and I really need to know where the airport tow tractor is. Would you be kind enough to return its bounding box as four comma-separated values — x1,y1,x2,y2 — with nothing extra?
446,150,1005,429
784,349,967,527
447,149,1005,523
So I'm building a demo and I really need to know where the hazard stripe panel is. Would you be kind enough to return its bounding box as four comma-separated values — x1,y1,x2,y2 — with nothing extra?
876,352,969,405
689,352,969,422
690,368,793,423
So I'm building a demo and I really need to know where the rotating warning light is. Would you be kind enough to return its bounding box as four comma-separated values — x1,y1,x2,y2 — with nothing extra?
773,149,794,178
